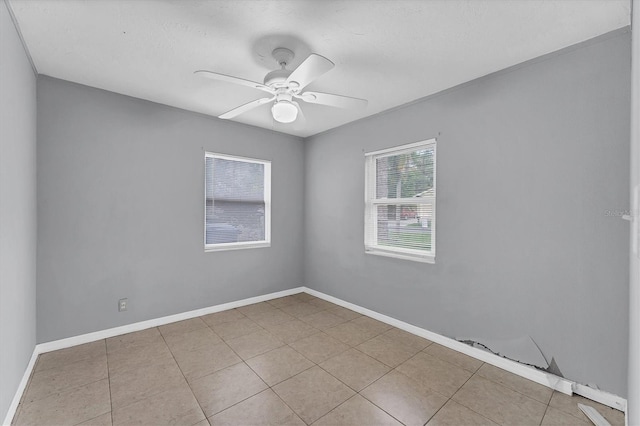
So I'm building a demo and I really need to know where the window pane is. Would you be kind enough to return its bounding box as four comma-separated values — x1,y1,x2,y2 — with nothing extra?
376,148,434,199
376,204,433,251
211,158,264,202
205,156,266,246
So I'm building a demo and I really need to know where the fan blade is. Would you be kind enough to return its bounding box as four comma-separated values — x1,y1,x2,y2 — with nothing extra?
195,70,274,94
219,97,274,119
286,54,334,90
298,91,368,109
292,101,306,126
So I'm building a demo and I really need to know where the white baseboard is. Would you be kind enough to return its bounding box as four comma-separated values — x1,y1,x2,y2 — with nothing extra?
4,285,627,425
37,287,304,354
2,350,38,426
2,286,304,426
303,287,627,412
573,383,627,413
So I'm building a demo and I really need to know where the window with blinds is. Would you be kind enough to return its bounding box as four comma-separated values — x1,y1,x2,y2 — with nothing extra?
364,139,436,263
204,153,271,251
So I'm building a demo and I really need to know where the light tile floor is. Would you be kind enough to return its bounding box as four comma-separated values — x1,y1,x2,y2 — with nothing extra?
12,293,625,426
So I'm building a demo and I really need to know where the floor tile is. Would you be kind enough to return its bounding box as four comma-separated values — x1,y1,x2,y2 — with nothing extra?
273,366,355,425
313,394,402,426
225,329,284,360
350,316,393,336
16,312,624,426
23,355,108,403
77,411,113,425
476,363,552,404
262,319,320,344
106,338,174,377
426,400,497,426
109,354,185,409
357,333,420,367
361,370,448,426
158,317,208,338
327,306,362,321
163,326,223,353
112,381,205,426
293,293,317,302
306,298,339,310
237,302,277,317
267,295,300,308
319,348,390,391
324,321,379,346
190,362,268,417
396,352,472,397
548,391,625,426
15,379,111,426
280,301,326,318
245,346,314,386
383,328,432,351
106,328,164,353
289,332,350,364
424,343,483,372
171,341,241,382
452,375,547,425
250,309,296,328
541,406,591,425
209,317,262,340
201,309,245,327
299,310,347,330
209,389,305,426
35,340,106,373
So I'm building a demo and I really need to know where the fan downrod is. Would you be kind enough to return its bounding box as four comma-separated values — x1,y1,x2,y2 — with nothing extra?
272,47,294,67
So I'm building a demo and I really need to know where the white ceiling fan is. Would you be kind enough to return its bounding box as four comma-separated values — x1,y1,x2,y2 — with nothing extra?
195,48,368,124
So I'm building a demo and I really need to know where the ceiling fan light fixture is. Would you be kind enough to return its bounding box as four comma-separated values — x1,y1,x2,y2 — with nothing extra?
271,100,298,123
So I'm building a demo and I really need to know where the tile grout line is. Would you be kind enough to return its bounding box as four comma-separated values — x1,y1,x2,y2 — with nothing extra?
13,345,111,424
277,315,409,424
103,338,114,426
199,303,313,424
26,297,589,426
538,402,551,426
472,363,555,406
422,362,489,426
198,311,277,423
312,360,410,425
156,325,211,425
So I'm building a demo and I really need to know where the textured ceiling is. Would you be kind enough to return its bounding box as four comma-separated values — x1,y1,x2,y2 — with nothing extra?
8,0,630,137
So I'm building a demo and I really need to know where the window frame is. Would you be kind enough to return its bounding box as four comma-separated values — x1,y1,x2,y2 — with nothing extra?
204,152,271,252
364,138,436,263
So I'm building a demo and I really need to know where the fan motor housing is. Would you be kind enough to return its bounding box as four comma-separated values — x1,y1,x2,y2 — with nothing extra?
263,68,292,87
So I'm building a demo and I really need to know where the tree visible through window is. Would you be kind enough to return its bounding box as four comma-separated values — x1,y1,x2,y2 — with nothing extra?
365,139,436,262
205,153,271,251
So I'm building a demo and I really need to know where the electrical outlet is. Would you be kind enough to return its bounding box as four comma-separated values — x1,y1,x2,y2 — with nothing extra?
118,298,128,312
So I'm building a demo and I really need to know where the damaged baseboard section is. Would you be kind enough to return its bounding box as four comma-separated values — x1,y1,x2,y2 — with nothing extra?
457,335,555,373
302,289,626,413
578,403,612,426
573,383,627,413
456,336,626,413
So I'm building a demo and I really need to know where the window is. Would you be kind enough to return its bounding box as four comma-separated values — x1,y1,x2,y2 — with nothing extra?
364,139,436,263
204,153,271,251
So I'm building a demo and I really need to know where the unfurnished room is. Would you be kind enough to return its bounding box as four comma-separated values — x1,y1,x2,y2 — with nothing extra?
1,1,639,425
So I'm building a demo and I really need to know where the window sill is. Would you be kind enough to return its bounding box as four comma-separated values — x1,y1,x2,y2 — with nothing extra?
205,242,270,252
365,247,435,264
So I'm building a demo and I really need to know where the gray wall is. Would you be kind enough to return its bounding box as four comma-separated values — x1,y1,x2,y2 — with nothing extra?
0,2,37,421
36,76,305,343
304,31,631,396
